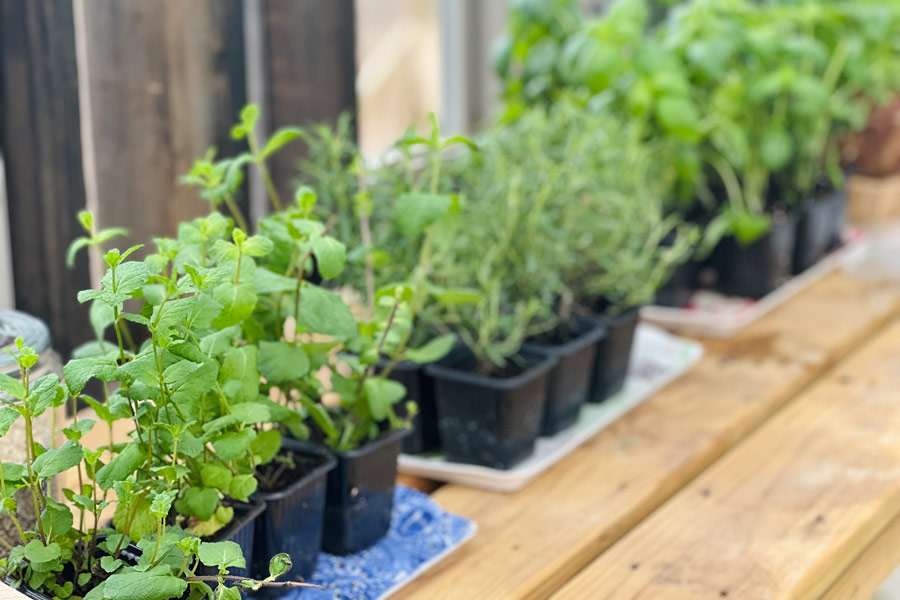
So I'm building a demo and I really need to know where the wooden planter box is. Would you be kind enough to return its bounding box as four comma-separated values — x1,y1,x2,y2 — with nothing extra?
847,172,900,224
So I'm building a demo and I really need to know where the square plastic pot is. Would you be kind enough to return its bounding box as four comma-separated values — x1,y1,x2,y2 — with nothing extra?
713,210,797,299
522,319,607,436
582,307,640,404
793,190,845,274
654,259,699,308
251,439,336,590
425,354,556,469
322,428,408,555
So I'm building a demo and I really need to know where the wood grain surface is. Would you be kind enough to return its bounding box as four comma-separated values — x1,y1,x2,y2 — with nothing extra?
554,315,900,599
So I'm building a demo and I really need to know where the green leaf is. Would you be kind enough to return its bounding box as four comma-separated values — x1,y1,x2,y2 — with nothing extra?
0,373,25,400
66,237,91,268
211,282,257,329
28,374,65,417
219,346,259,405
268,553,292,579
102,566,188,600
732,210,773,246
180,487,220,521
228,474,258,502
63,418,96,441
0,408,19,436
149,490,178,518
656,96,701,141
404,334,456,364
64,357,118,397
261,126,304,159
394,193,452,239
229,402,271,424
363,377,406,421
760,127,794,171
432,287,482,306
213,428,257,461
106,262,150,296
200,465,233,492
258,341,310,383
198,541,246,569
23,540,61,565
1,462,25,483
296,284,357,339
96,444,147,490
311,236,346,279
32,441,83,478
100,556,124,574
241,235,273,258
41,498,73,538
250,429,282,464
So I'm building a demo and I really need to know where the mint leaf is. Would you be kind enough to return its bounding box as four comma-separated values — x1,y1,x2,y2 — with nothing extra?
197,541,245,569
311,236,346,279
260,126,303,159
250,429,282,464
363,377,406,421
258,341,310,383
296,284,357,339
180,487,219,521
23,540,61,564
0,373,25,400
211,282,257,329
212,429,256,461
102,566,188,600
394,193,452,239
96,444,147,490
200,465,232,492
32,441,83,478
0,408,19,436
228,474,258,502
28,374,65,417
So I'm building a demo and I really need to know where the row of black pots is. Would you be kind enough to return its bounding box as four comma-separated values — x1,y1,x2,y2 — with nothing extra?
657,191,846,304
391,308,641,471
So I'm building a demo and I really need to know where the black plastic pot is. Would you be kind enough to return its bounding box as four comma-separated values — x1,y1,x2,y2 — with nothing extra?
379,359,440,455
201,499,265,578
793,190,845,274
583,307,640,404
522,320,607,436
322,428,408,555
714,210,797,299
251,439,336,590
426,354,555,469
654,259,699,307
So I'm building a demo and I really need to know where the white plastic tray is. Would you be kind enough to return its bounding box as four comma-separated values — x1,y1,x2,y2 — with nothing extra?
397,324,703,493
641,231,869,339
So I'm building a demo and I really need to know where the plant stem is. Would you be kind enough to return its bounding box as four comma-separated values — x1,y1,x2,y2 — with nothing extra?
248,134,282,213
184,576,323,589
223,193,249,232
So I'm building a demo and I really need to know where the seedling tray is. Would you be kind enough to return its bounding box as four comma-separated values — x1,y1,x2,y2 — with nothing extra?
641,230,868,339
397,324,703,493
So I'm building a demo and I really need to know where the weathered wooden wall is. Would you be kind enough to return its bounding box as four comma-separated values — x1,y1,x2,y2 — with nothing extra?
0,0,357,356
0,0,93,355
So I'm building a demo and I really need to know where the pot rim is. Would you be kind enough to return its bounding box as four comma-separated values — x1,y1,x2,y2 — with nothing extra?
254,438,337,502
521,320,607,358
425,353,557,391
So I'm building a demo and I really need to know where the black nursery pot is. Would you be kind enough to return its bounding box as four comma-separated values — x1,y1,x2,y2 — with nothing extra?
426,354,555,469
584,307,640,404
251,439,336,590
379,359,440,455
322,428,408,555
714,210,797,299
522,319,607,436
654,259,699,308
202,499,265,578
793,190,846,274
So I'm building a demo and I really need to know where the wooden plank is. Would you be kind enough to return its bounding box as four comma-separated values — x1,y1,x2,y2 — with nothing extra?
393,272,900,600
554,316,900,600
260,0,356,201
0,0,93,355
0,582,28,599
820,512,900,600
77,0,246,247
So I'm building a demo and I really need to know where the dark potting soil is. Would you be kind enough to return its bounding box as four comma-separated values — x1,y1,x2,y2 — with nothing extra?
256,448,328,494
461,355,542,379
527,322,581,347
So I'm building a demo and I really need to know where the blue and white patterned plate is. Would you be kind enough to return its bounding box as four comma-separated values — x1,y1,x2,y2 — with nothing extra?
280,486,476,600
